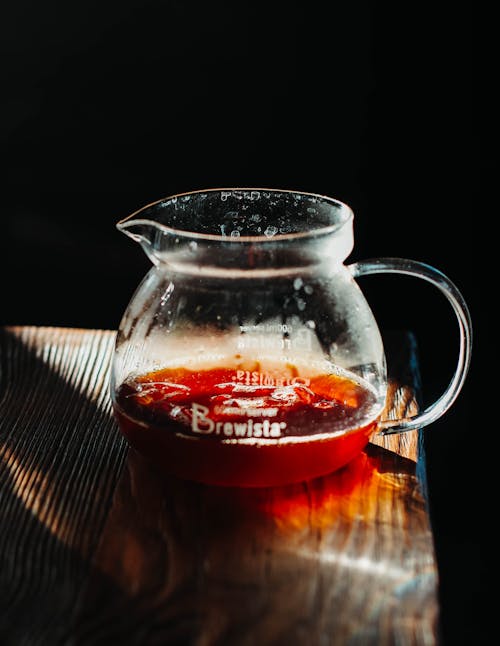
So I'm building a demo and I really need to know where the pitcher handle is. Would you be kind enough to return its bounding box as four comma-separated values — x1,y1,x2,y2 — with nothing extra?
347,257,472,435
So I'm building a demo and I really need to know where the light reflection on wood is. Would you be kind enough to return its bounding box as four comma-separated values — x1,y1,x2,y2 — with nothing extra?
85,442,437,645
0,326,437,645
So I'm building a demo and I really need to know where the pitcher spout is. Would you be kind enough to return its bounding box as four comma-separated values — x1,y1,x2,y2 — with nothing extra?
116,218,164,266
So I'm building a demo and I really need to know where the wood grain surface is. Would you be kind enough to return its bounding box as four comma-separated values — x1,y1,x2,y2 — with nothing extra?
0,326,438,645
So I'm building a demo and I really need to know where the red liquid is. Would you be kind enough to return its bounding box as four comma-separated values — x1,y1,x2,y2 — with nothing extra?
113,365,380,487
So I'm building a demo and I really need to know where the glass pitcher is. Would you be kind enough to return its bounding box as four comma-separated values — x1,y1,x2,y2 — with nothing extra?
110,188,472,487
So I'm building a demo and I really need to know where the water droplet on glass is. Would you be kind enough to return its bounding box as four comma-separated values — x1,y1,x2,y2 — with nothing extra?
293,277,303,290
264,225,278,237
230,229,241,237
296,298,306,311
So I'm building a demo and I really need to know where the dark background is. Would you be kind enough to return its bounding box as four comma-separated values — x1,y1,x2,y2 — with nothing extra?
0,2,491,644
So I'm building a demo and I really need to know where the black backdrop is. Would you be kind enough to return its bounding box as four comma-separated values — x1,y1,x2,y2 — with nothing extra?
0,2,491,644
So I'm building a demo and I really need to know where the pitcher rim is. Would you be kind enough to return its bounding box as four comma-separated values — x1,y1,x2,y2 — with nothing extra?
116,187,354,243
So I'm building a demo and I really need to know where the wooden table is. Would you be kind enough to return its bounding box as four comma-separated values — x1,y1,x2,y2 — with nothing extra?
0,326,438,645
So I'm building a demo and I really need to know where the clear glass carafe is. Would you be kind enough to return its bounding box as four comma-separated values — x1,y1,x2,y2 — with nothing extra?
110,189,472,487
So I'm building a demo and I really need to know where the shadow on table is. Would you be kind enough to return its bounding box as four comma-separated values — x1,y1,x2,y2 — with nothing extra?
0,327,438,645
0,327,130,644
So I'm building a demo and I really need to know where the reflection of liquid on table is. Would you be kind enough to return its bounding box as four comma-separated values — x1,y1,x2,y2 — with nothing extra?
0,327,437,645
83,445,436,645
